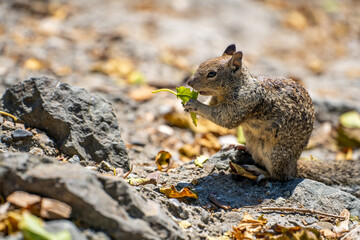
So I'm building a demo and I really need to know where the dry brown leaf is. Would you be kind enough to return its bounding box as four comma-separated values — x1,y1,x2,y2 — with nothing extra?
127,178,157,186
320,229,337,239
307,57,324,74
229,162,258,180
155,150,173,171
160,185,198,199
160,51,189,71
128,85,155,102
231,213,267,239
178,220,191,229
6,191,41,209
178,144,201,158
39,198,72,219
333,209,350,237
284,10,308,30
164,111,235,135
197,133,221,150
23,58,47,70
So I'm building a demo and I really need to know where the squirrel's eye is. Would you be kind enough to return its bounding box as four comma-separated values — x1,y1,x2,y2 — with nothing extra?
207,71,217,78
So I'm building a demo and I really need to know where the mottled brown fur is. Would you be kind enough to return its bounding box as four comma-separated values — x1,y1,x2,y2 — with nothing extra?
184,44,315,180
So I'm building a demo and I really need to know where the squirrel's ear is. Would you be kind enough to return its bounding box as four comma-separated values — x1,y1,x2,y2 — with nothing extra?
223,44,236,56
229,51,243,72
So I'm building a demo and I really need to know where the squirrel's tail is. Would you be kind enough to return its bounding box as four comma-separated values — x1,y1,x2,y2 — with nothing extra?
297,158,360,193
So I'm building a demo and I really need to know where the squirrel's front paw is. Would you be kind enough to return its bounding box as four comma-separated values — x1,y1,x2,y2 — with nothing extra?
183,99,199,113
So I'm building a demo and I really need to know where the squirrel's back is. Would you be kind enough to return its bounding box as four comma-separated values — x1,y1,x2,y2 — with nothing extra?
241,76,315,180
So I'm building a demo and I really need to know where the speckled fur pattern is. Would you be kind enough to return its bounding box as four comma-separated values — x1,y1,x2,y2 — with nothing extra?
185,45,315,180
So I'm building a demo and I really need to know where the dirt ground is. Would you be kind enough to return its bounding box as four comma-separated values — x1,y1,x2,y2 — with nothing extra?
1,0,360,239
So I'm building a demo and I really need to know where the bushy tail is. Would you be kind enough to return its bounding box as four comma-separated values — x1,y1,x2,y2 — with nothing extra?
297,158,360,197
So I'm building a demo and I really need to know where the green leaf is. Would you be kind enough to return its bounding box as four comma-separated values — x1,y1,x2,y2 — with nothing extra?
340,111,360,129
152,86,199,126
194,155,208,168
19,211,71,240
175,86,199,104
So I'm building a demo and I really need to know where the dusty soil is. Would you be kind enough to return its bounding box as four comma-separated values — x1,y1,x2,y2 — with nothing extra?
1,0,360,239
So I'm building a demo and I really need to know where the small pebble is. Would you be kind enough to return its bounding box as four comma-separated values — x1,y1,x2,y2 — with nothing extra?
283,191,291,197
203,164,215,173
1,134,12,143
157,124,174,136
265,182,272,188
200,211,210,224
275,197,286,205
99,161,113,171
29,147,44,156
168,198,189,219
68,155,80,164
215,160,229,170
265,190,271,195
11,129,34,139
317,221,334,230
79,160,87,166
304,217,317,225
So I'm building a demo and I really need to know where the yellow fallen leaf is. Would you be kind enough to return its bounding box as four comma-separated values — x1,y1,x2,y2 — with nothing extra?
194,155,208,168
155,151,173,171
178,220,191,229
24,58,46,70
231,213,267,239
127,178,157,186
128,85,155,101
229,162,258,180
284,10,308,30
340,111,360,129
160,185,198,199
127,71,145,85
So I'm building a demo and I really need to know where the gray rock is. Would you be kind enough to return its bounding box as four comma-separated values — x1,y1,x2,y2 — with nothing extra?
304,217,317,225
167,198,189,220
200,210,210,223
288,179,360,217
11,129,34,139
313,97,360,123
207,144,251,166
45,220,86,240
0,153,184,240
1,77,129,170
68,155,80,164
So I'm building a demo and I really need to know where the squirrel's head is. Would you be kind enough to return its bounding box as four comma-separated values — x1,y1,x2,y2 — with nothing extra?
187,44,244,96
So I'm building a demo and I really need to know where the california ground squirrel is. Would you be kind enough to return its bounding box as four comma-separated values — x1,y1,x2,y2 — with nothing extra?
184,44,315,180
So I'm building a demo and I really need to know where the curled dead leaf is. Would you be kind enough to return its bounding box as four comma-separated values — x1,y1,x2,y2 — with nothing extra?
160,185,198,199
155,150,173,171
127,178,157,186
229,162,258,180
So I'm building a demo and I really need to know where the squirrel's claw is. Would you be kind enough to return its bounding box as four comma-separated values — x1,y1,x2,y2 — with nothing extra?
183,99,197,112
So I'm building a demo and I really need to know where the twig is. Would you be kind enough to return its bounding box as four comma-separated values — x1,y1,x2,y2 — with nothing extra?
0,111,18,122
123,164,133,179
260,207,345,220
208,193,231,210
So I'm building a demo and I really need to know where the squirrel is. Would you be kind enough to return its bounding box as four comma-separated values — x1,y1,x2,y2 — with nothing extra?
183,44,315,181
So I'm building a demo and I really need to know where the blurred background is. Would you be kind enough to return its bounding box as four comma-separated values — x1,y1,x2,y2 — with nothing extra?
1,0,360,163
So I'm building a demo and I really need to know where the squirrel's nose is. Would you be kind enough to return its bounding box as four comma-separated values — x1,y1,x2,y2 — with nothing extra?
187,75,194,87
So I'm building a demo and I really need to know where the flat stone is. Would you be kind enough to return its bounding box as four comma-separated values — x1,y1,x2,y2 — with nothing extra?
11,129,33,139
0,153,184,240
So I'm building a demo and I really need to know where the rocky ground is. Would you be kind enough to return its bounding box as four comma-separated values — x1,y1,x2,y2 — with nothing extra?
0,0,360,239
